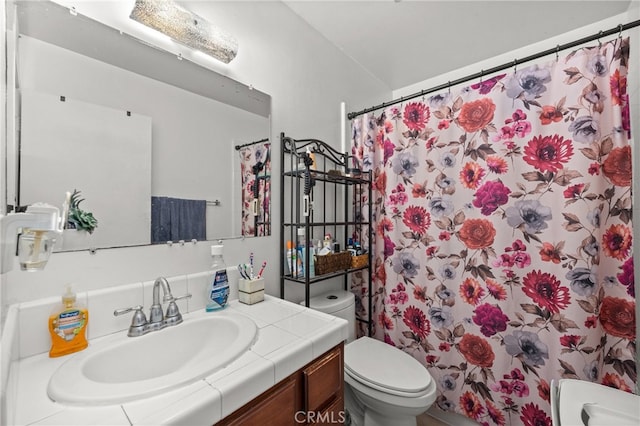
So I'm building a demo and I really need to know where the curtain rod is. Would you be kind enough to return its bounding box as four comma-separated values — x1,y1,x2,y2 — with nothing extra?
234,138,270,150
347,19,640,120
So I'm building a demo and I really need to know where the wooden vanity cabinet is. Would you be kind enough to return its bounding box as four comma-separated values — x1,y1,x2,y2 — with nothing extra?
218,343,344,425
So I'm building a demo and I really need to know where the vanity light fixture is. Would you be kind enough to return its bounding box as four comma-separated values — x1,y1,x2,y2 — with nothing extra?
129,0,238,64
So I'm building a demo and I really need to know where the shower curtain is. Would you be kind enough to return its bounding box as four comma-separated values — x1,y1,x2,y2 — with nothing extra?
351,37,635,425
238,142,271,237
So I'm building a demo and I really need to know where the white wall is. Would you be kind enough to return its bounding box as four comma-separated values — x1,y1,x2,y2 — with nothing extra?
1,1,390,309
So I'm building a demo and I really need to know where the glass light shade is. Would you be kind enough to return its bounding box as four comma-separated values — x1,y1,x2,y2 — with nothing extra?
129,0,238,64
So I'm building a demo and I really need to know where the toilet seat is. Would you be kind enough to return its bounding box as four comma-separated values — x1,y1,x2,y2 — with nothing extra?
345,337,433,397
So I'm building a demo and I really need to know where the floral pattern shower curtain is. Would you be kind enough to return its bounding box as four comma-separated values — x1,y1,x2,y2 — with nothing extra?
351,38,634,425
238,142,271,237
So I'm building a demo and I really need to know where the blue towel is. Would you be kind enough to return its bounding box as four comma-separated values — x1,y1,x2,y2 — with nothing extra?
151,196,206,243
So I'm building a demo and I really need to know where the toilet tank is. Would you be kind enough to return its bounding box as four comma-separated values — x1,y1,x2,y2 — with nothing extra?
303,290,356,343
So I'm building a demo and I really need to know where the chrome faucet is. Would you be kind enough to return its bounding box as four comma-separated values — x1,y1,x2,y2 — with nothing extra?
114,277,192,337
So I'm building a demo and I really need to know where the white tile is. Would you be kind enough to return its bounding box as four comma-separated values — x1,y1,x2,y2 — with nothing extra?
274,312,347,358
228,296,302,325
31,405,129,425
263,338,313,382
211,356,275,419
186,272,209,313
13,353,68,425
205,350,264,383
250,325,299,357
88,282,143,340
123,380,220,425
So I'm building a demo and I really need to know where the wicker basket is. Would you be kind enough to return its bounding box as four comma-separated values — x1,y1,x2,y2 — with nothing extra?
314,251,352,275
351,253,369,269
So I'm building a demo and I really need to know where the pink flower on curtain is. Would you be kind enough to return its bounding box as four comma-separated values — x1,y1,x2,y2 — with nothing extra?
402,205,431,235
472,180,511,215
523,134,574,172
403,305,431,339
520,403,551,426
617,257,634,297
472,303,509,337
522,270,570,313
402,102,430,131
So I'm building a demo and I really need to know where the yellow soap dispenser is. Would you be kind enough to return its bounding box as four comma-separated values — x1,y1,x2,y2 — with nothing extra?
48,285,88,357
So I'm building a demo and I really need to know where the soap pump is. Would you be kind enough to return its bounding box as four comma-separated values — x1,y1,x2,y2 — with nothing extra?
48,285,89,358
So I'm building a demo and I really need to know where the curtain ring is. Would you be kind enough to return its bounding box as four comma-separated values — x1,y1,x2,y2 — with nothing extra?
448,81,451,94
479,69,484,83
618,24,623,40
598,30,603,48
513,59,517,74
555,45,560,62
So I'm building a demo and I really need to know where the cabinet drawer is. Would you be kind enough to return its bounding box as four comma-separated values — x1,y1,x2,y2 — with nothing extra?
303,345,344,413
221,376,298,426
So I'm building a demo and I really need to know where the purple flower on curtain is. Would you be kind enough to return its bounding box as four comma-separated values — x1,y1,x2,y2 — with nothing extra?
565,267,597,297
439,374,457,391
392,151,419,178
504,330,549,367
505,65,551,101
440,152,457,168
429,196,455,218
523,134,574,172
438,263,457,280
428,93,452,108
602,145,632,186
392,251,420,278
436,286,456,306
470,74,506,94
522,270,570,313
617,257,634,297
436,175,456,192
402,102,430,131
505,199,552,234
568,115,599,143
429,306,454,328
472,180,511,215
472,303,509,337
583,360,599,381
587,53,608,77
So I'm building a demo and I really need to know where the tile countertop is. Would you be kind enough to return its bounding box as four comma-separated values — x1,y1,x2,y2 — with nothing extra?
10,296,348,425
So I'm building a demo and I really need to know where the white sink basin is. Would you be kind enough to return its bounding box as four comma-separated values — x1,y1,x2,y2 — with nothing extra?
48,312,257,405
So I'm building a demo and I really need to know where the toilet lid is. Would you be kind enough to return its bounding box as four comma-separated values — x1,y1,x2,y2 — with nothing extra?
345,337,432,394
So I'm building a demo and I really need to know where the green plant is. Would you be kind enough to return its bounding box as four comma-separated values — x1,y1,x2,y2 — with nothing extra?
66,189,98,234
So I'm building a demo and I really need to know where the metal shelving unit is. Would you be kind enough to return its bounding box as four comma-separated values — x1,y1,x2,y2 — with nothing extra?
279,132,373,336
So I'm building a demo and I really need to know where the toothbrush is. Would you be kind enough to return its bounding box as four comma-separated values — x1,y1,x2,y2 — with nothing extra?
238,264,250,280
250,252,254,279
256,261,267,279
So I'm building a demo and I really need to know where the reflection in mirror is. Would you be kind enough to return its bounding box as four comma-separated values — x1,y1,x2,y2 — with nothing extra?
11,0,272,252
236,140,271,237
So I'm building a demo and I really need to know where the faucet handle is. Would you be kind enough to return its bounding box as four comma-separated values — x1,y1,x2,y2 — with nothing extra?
114,305,147,337
164,293,192,327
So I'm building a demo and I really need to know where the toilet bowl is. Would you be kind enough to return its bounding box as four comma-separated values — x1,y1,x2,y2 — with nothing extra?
306,290,436,426
551,379,640,425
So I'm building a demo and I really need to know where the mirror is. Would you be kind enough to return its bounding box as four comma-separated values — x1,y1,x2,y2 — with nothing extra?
10,0,272,251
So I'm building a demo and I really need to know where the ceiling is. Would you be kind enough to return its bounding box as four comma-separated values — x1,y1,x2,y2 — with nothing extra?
283,0,632,90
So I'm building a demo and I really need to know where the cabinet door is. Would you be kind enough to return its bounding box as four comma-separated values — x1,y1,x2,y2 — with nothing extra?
308,397,345,425
220,375,299,426
303,345,344,414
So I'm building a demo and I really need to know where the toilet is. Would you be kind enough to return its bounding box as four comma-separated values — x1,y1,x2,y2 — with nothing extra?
305,290,437,426
551,379,640,425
